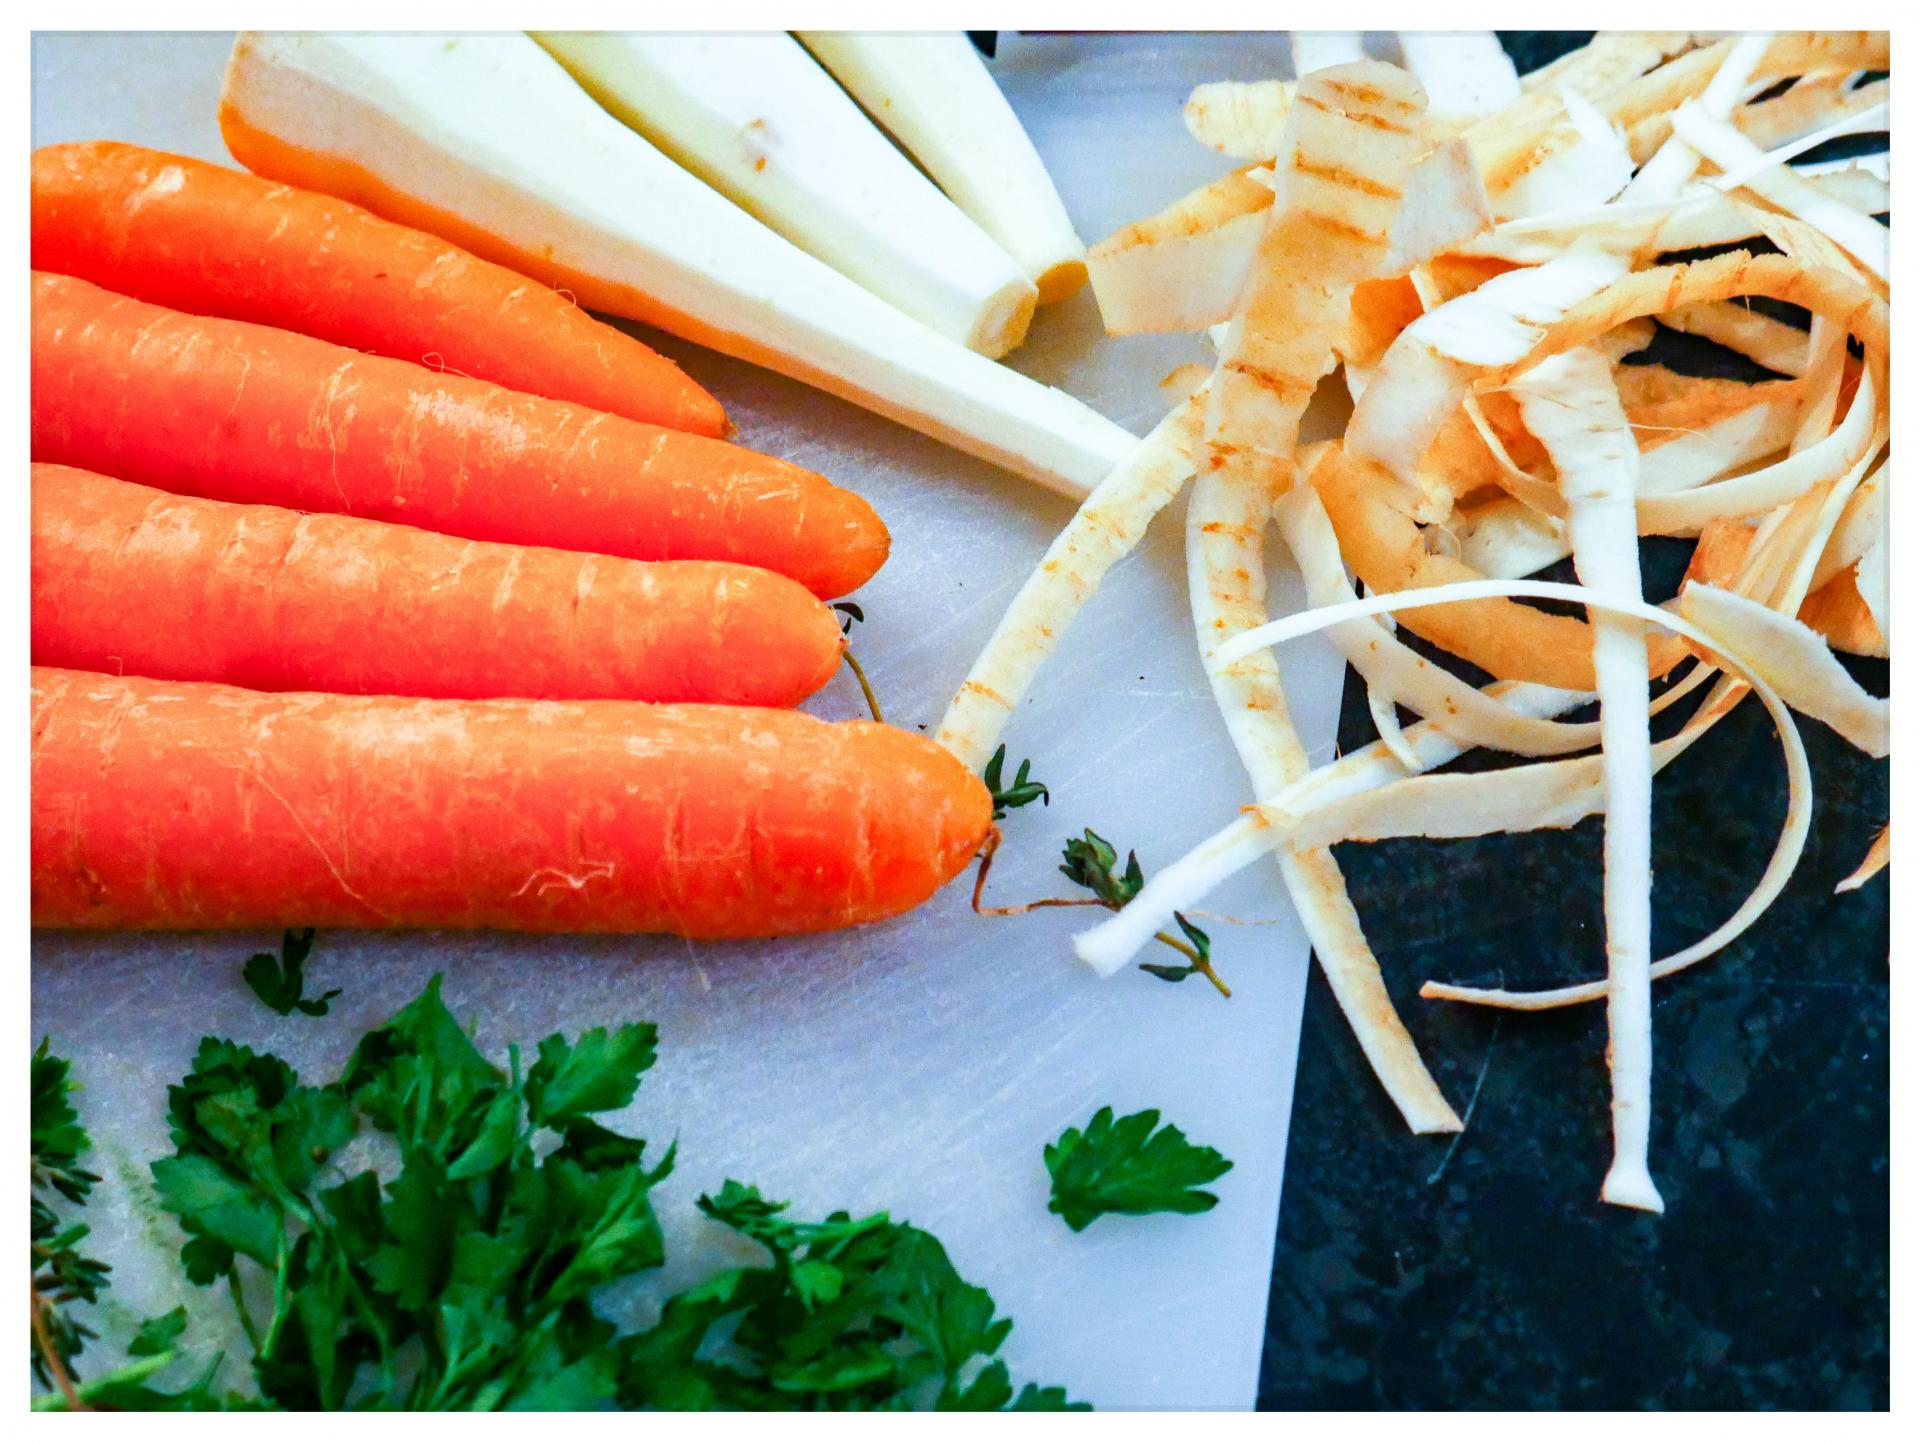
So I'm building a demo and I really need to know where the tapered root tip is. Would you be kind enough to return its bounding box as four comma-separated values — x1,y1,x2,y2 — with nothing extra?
1601,1162,1666,1214
1407,1106,1465,1136
1072,933,1130,978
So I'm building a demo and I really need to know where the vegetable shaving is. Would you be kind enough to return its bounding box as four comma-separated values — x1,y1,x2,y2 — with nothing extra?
941,32,1888,1210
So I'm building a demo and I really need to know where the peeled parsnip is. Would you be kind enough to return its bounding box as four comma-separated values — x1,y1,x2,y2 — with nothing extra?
794,31,1087,303
532,32,1037,358
219,32,1135,499
1392,33,1521,124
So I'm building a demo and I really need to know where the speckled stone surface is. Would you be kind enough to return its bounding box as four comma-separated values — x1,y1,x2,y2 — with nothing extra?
1258,367,1889,1410
1256,36,1889,1409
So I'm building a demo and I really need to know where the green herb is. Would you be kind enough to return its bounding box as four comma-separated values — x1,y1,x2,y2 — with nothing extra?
1138,913,1218,987
152,974,671,1410
30,1346,251,1413
241,928,339,1017
1059,832,1229,996
31,1039,110,1397
842,650,885,722
983,745,1051,821
31,1305,254,1413
44,970,1085,1411
129,1306,191,1356
826,603,885,721
1059,830,1145,906
623,1181,1085,1410
1044,1106,1232,1233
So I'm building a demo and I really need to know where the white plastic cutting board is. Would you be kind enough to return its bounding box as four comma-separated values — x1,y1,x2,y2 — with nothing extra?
30,30,1344,1409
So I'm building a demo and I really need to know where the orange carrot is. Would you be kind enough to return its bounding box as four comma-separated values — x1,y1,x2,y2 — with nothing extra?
31,463,844,707
32,141,728,438
31,667,991,935
31,272,888,599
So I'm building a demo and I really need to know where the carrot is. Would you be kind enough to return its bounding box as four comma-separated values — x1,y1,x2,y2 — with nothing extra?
31,666,991,935
32,141,728,439
31,463,844,707
31,272,888,599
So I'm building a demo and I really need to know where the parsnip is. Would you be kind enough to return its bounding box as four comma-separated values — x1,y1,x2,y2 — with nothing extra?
794,31,1087,302
1291,33,1365,74
531,32,1036,358
219,32,1135,499
1394,33,1521,124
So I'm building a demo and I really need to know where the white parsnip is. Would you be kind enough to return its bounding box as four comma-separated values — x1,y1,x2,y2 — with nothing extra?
219,32,1134,498
793,32,1087,302
1088,141,1490,338
532,32,1037,357
1205,62,1429,496
1834,826,1890,894
1278,487,1605,757
934,396,1203,772
1394,33,1521,125
1659,301,1809,377
1292,33,1366,77
1086,169,1271,335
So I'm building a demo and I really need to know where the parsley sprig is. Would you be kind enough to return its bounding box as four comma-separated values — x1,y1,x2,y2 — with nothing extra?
625,1181,1085,1409
151,975,672,1409
1044,1106,1233,1232
36,968,1083,1412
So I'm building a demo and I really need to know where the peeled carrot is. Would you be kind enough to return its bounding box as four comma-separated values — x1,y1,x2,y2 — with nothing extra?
31,272,889,599
31,463,844,707
31,667,991,935
32,141,728,438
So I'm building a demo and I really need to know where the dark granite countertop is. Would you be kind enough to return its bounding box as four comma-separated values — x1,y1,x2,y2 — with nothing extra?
1260,35,1888,1406
1258,651,1887,1408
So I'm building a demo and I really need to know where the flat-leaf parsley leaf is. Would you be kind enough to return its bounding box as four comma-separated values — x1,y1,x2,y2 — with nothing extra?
1044,1106,1232,1232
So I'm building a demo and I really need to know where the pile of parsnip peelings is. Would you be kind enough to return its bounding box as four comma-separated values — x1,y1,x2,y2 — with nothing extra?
937,31,1889,1212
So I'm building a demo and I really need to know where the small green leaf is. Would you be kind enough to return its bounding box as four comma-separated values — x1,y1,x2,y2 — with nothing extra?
983,745,1050,821
1013,1381,1092,1410
444,1086,523,1180
151,1154,285,1269
1173,912,1211,959
128,1307,190,1357
241,929,337,1017
1059,830,1144,908
1138,962,1195,984
788,1257,846,1309
523,1023,658,1129
1044,1105,1233,1232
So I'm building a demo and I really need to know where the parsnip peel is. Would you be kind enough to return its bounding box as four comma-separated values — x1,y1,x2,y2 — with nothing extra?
953,33,1888,1211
